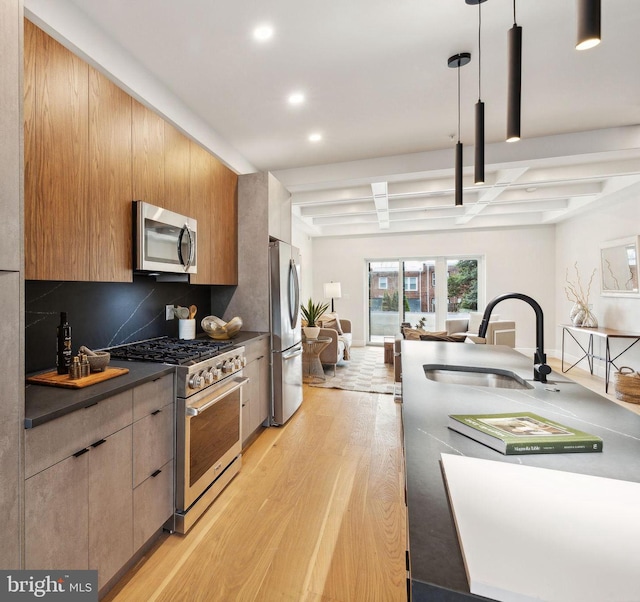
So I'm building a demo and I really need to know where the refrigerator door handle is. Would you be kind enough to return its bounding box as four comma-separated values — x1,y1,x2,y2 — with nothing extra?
283,345,303,360
288,258,300,330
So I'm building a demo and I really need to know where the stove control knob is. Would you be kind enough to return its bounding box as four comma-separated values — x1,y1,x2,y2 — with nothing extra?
223,361,233,374
203,371,214,385
241,356,247,367
189,373,204,389
214,368,222,379
234,357,242,369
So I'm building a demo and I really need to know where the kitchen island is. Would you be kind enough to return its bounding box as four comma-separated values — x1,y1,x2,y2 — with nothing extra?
401,341,640,601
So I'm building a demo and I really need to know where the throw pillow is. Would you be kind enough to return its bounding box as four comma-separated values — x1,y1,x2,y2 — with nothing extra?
319,312,343,334
403,328,447,341
467,312,485,334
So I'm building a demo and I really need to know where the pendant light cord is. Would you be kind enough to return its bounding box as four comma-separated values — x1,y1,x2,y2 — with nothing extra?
478,1,482,101
457,63,461,143
513,0,517,25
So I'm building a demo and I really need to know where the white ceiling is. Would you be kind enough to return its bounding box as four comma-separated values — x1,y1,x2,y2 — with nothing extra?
27,0,640,237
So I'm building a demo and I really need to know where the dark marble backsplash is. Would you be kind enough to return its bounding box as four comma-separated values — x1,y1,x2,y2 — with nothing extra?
25,276,236,373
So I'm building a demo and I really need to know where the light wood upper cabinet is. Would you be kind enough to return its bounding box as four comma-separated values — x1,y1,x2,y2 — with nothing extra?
210,156,238,284
132,99,164,204
164,122,191,217
190,141,238,285
24,21,238,284
25,23,90,280
88,67,132,282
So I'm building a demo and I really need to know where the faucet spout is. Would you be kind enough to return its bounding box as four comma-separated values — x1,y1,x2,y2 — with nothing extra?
478,292,551,383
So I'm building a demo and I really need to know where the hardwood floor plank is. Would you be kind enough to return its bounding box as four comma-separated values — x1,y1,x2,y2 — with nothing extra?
105,384,406,602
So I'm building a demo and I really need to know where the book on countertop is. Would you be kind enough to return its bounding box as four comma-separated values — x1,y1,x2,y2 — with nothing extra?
448,412,603,455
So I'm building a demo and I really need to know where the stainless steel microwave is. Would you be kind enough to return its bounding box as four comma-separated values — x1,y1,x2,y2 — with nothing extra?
134,201,197,274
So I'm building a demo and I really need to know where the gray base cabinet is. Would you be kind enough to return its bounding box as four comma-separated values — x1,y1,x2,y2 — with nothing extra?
25,373,174,592
242,337,270,445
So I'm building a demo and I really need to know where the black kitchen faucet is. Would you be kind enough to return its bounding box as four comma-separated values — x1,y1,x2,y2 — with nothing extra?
478,292,552,383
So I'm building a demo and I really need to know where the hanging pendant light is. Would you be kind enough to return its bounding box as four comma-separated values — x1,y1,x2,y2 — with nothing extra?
576,0,601,50
448,52,471,206
507,0,522,142
466,0,487,184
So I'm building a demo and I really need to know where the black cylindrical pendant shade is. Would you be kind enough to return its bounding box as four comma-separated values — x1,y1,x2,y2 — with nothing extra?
507,24,522,142
576,0,601,50
455,141,463,206
475,101,485,184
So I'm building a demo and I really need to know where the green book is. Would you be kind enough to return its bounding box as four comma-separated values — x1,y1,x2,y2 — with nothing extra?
448,412,603,455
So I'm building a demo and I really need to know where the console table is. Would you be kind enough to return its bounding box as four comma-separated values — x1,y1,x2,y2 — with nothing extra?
561,325,640,393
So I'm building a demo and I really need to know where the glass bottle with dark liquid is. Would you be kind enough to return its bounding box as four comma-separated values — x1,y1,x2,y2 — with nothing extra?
56,312,72,375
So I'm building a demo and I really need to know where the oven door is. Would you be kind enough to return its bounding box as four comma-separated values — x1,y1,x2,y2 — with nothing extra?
177,375,247,512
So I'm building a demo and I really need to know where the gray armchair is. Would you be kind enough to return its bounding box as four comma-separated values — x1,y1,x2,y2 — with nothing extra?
318,318,352,375
445,313,516,347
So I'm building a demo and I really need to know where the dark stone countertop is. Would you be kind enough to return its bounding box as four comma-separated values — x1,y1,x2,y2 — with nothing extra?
401,341,640,601
24,331,270,430
25,361,175,429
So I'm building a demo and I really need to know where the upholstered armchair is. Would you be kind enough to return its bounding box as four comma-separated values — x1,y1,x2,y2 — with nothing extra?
317,316,352,375
445,312,516,347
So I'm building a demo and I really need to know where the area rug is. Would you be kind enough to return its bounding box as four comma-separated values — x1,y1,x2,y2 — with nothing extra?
309,345,395,395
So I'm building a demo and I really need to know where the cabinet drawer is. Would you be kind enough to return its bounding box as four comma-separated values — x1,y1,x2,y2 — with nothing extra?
133,402,174,488
133,373,174,421
25,389,133,478
244,336,269,364
133,459,174,552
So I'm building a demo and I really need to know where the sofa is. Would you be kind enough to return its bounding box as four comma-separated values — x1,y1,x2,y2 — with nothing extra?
316,314,352,375
445,312,516,347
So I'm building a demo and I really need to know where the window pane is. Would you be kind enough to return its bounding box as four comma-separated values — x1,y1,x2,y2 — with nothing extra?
446,259,478,321
403,260,436,331
368,261,399,343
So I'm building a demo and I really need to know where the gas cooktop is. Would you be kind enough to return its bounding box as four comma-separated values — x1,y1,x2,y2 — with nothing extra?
108,337,234,365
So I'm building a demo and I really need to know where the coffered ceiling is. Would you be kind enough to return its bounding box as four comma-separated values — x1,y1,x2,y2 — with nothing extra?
26,0,640,237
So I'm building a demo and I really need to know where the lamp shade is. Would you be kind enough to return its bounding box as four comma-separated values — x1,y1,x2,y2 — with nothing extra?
323,282,342,300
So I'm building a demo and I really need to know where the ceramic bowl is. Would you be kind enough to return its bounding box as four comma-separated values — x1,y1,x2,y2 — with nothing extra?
201,315,243,340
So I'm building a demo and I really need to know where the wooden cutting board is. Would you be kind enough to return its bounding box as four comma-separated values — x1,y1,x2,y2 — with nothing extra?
27,367,129,389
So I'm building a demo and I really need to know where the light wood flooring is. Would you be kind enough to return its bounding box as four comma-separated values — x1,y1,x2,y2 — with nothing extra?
104,386,407,602
547,356,640,416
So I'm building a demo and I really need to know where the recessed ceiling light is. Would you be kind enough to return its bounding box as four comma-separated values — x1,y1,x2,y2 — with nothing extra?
308,133,322,142
253,24,274,41
288,92,305,105
526,187,538,193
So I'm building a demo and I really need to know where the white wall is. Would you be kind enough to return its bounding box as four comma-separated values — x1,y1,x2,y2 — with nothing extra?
292,223,314,305
555,182,640,375
310,226,556,354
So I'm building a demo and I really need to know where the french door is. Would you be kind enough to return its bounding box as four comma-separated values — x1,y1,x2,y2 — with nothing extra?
367,256,482,343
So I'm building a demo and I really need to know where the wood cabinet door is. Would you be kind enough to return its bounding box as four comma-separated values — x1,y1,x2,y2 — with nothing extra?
25,452,89,571
133,402,174,488
133,459,174,552
26,25,89,280
189,141,213,284
88,426,133,590
132,99,164,205
0,0,21,272
88,67,133,282
210,159,238,284
164,122,191,217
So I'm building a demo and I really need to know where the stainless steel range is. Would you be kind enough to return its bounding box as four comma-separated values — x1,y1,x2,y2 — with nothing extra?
109,337,248,533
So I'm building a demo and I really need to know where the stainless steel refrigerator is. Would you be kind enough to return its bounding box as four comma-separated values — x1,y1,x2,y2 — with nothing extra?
269,240,303,425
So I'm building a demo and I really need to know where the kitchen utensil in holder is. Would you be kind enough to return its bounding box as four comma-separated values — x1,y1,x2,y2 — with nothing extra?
179,319,196,340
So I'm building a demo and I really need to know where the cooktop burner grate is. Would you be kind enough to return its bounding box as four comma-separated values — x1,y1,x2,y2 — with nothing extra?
108,337,234,365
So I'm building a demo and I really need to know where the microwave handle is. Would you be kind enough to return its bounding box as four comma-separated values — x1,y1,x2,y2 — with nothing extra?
177,223,195,271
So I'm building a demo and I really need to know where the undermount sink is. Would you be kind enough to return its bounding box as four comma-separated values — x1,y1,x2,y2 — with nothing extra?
423,364,533,390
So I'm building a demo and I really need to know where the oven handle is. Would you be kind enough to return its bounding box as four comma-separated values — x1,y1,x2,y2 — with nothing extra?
185,377,249,417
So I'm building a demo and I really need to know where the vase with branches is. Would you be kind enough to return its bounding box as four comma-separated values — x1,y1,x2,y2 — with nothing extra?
565,262,598,327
